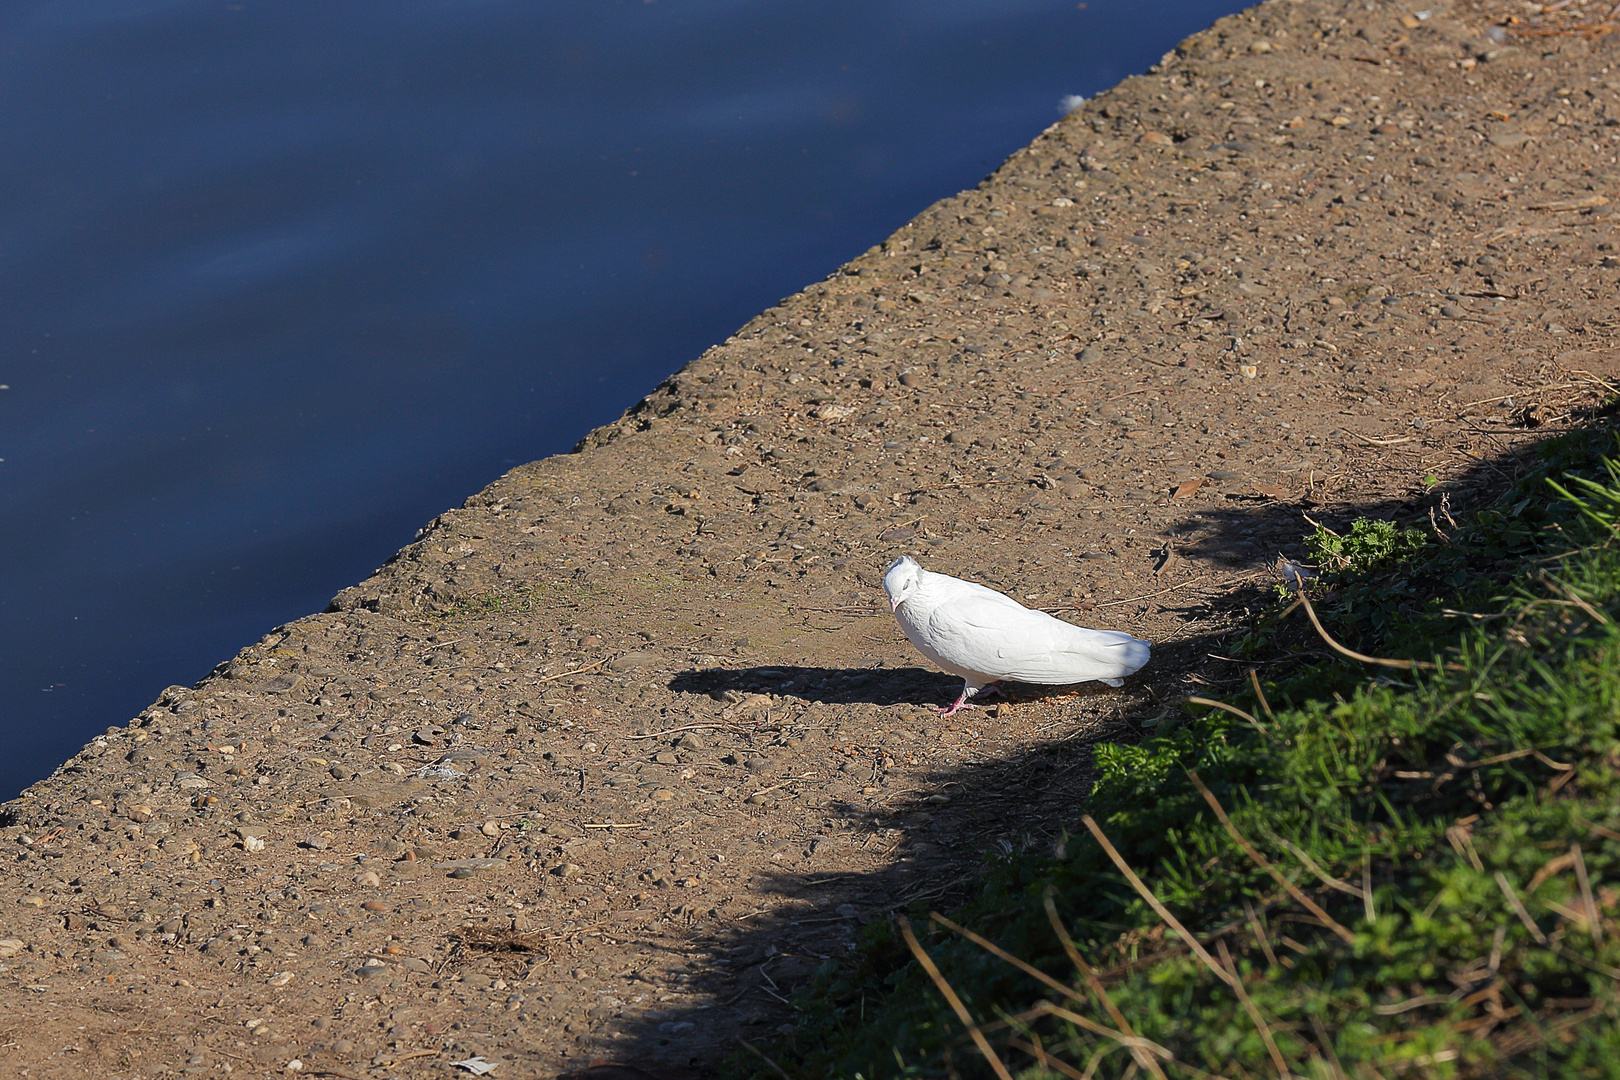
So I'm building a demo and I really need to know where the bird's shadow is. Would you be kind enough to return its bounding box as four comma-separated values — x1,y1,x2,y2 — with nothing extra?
668,665,1124,709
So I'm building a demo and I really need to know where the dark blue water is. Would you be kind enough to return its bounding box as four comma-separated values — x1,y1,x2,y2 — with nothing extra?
0,0,1241,797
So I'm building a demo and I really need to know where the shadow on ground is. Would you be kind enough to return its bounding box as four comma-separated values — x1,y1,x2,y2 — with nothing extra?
668,665,1149,712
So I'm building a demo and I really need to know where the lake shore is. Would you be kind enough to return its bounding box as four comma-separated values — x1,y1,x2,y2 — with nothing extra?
3,0,1618,1074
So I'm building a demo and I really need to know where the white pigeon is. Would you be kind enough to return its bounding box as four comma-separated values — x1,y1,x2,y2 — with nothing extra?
883,555,1150,716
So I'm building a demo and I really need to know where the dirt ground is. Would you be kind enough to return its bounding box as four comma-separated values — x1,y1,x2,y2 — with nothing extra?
4,0,1619,1076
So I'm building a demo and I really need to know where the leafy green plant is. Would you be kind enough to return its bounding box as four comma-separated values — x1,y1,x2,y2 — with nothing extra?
1305,516,1429,578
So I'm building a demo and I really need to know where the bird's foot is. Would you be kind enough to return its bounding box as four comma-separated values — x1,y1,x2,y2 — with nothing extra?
971,682,1008,702
936,693,978,718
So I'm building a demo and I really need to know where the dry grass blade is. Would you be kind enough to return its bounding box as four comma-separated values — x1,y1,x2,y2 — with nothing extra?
1248,669,1275,721
738,1037,793,1080
1189,771,1357,945
1187,696,1267,732
1578,815,1620,844
1080,815,1237,989
1548,579,1611,625
932,922,1172,1074
898,916,1016,1080
1007,1037,1089,1080
1216,938,1291,1080
1268,832,1365,899
1572,845,1603,947
1243,899,1281,971
1292,588,1465,672
1042,888,1167,1080
929,912,1089,1010
1494,872,1549,945
1032,1003,1177,1074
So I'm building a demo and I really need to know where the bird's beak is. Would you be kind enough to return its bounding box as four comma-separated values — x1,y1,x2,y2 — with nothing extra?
889,595,901,612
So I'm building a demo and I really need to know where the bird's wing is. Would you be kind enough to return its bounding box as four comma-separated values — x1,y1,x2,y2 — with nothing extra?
926,594,1149,684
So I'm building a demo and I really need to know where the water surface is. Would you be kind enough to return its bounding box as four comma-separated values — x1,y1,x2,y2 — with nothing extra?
0,0,1242,796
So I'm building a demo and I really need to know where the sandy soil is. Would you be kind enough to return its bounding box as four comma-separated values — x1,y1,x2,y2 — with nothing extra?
3,0,1619,1076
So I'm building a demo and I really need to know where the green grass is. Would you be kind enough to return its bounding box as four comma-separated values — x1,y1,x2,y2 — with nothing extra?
752,424,1620,1079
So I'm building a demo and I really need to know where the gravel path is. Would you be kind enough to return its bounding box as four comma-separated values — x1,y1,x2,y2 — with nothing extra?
3,0,1618,1075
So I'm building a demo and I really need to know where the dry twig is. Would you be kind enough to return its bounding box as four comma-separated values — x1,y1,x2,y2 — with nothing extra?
1216,938,1291,1080
1188,771,1356,945
1187,696,1267,732
1292,588,1465,672
898,917,1016,1080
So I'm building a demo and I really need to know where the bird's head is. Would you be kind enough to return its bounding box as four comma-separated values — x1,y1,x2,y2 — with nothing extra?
883,555,923,612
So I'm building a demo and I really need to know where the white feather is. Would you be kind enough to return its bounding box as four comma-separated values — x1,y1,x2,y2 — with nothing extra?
883,556,1149,697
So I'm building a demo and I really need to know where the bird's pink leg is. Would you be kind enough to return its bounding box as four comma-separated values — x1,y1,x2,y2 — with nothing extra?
937,681,1003,717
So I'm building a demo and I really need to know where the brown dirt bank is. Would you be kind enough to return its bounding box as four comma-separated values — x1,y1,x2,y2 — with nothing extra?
3,0,1619,1075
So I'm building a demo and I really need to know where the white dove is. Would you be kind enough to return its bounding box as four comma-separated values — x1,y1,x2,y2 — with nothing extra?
883,555,1150,716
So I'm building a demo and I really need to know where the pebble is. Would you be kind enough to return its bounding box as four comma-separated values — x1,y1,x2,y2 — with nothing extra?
436,858,509,877
652,789,676,802
361,900,389,912
480,820,502,838
675,733,705,751
0,938,24,958
654,751,679,765
299,836,329,851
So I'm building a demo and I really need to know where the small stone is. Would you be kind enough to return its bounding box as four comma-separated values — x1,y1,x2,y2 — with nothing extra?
242,835,267,854
480,820,502,838
328,764,352,781
299,836,329,851
0,938,24,958
745,794,767,806
267,971,295,987
675,733,705,751
897,371,922,387
435,858,508,876
361,900,389,912
651,789,676,802
744,757,770,773
608,651,663,674
332,1040,355,1055
654,751,679,765
412,726,443,746
580,634,603,648
357,959,389,978
552,862,583,878
357,871,381,887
